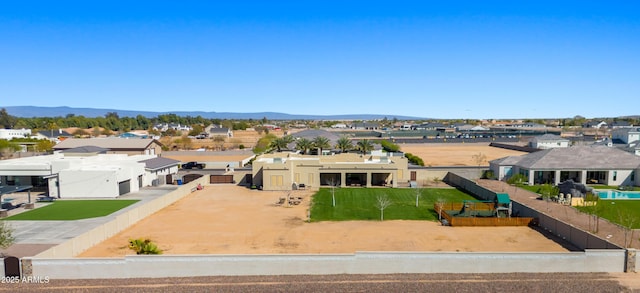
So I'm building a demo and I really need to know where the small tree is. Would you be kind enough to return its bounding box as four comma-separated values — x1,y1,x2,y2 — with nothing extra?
582,193,602,233
539,183,556,211
617,208,638,248
434,197,446,221
431,177,441,187
375,194,392,221
212,135,226,151
471,152,487,166
327,178,339,207
414,186,423,207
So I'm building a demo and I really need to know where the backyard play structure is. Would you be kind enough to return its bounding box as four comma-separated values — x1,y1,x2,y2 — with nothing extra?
436,192,534,226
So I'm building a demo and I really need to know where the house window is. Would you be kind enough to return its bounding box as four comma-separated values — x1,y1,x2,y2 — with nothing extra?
613,171,617,181
631,171,634,181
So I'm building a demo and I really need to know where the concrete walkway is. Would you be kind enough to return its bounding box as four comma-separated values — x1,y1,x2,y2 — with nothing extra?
1,185,178,257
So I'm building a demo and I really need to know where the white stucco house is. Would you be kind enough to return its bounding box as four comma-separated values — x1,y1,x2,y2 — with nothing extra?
0,152,180,198
612,127,640,145
529,134,570,149
490,145,640,187
0,128,31,140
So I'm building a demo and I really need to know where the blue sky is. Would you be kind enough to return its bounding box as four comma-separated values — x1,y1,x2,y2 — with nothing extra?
1,1,638,119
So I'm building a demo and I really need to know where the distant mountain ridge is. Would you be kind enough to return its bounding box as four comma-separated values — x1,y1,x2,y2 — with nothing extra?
2,106,426,120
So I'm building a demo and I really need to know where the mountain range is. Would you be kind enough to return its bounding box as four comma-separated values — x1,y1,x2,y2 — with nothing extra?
2,106,426,120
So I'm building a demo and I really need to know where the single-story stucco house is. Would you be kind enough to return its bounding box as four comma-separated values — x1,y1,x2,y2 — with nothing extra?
252,152,409,191
490,145,640,186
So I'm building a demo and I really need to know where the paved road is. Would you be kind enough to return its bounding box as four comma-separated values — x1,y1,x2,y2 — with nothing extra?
0,273,633,292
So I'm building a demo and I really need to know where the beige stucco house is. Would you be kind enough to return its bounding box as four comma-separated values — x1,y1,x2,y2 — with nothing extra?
252,152,409,191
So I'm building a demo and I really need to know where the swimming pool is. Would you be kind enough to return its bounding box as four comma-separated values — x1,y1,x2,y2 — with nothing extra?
598,190,640,200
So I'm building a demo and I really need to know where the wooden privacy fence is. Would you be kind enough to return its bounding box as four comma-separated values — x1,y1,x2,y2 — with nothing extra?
447,215,534,226
435,202,534,227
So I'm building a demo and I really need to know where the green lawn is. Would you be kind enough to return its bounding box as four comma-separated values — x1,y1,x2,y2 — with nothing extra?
310,188,476,222
575,200,640,229
589,185,640,191
3,200,139,220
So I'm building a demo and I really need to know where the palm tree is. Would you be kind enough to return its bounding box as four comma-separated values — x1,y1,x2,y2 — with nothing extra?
295,138,313,154
312,136,331,155
270,135,294,152
356,139,374,155
335,136,353,153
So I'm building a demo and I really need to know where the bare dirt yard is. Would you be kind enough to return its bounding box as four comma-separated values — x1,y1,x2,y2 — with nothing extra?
400,143,527,166
80,185,568,257
161,151,254,165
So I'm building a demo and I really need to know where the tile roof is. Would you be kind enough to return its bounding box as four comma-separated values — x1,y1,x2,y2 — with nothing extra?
497,145,640,169
138,157,181,170
530,134,569,143
60,146,109,153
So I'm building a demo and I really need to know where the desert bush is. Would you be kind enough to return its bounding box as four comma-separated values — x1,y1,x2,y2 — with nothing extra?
128,238,162,255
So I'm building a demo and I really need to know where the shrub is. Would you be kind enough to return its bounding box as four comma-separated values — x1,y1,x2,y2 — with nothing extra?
380,140,400,152
506,174,527,185
482,170,495,179
128,238,162,255
404,152,424,166
0,221,15,250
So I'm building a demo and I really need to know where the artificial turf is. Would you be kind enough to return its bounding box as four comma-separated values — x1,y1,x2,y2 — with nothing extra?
310,187,476,222
3,200,139,220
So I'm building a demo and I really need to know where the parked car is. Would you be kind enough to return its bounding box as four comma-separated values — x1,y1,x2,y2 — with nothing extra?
181,161,205,169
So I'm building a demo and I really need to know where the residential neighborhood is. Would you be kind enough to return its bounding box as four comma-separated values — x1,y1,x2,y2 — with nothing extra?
2,2,640,290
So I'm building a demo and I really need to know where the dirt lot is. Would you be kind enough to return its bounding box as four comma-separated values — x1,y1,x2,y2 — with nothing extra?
80,185,568,257
400,143,527,166
162,152,254,165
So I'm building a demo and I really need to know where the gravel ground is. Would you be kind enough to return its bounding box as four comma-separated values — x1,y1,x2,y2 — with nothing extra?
0,273,631,292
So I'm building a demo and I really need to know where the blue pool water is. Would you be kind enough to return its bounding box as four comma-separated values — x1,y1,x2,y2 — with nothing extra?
598,190,640,200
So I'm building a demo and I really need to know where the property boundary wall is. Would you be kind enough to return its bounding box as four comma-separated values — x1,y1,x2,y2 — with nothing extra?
23,250,625,279
444,172,498,201
32,176,208,259
512,201,623,250
489,142,540,153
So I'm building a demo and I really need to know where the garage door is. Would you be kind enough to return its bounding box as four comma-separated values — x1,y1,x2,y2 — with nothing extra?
118,180,131,195
183,174,203,184
210,175,234,184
